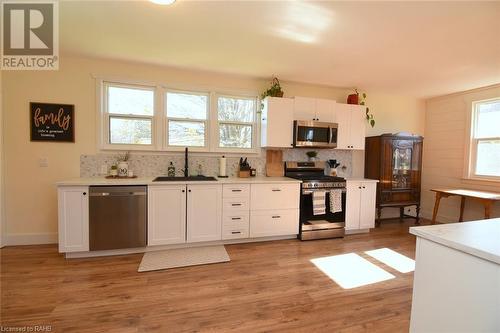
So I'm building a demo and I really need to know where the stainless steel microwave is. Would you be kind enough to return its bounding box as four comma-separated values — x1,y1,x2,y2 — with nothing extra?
293,120,338,148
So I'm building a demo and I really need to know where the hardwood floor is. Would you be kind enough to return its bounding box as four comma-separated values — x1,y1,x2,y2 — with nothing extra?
1,219,425,332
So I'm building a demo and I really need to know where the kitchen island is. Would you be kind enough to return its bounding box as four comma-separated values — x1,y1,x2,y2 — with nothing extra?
409,219,500,333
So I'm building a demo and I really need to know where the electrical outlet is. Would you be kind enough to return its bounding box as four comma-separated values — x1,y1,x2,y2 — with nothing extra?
39,157,48,167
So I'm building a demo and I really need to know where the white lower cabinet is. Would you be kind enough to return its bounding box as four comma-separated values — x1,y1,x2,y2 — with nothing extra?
222,184,250,240
250,209,299,237
187,184,222,243
148,185,186,246
249,183,300,237
346,180,377,231
250,183,300,210
58,186,89,253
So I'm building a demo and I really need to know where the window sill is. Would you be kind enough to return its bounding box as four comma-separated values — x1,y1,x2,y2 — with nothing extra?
99,147,262,157
461,177,500,188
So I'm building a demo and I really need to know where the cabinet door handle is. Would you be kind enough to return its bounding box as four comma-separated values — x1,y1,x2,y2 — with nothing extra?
231,217,241,220
188,189,191,192
358,186,362,189
272,189,281,192
231,189,242,192
182,190,185,193
362,186,366,189
272,215,281,219
83,192,87,196
231,203,242,206
231,231,242,234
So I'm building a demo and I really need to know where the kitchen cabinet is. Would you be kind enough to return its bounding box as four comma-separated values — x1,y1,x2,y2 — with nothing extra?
222,184,250,240
250,183,300,210
148,185,186,246
293,97,336,122
335,103,366,150
345,180,377,231
58,186,89,252
187,184,222,242
261,97,294,148
250,209,299,237
249,183,300,237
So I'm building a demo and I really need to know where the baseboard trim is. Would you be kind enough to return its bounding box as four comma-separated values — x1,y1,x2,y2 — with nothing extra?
3,232,57,246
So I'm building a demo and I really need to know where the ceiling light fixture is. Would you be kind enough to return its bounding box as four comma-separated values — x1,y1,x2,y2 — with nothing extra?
150,0,176,5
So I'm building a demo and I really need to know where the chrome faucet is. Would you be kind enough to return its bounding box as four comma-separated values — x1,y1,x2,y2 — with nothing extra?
184,147,189,177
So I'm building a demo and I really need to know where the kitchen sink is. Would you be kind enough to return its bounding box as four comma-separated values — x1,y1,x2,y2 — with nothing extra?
153,176,218,182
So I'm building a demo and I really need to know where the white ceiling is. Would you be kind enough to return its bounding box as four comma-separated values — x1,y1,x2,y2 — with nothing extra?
60,1,500,98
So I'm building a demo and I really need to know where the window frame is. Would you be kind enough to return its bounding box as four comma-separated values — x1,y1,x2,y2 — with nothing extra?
214,93,259,153
100,81,158,151
466,98,500,182
164,89,211,152
97,78,260,154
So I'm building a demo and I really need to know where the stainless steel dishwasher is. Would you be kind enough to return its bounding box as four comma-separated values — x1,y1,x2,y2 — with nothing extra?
89,186,147,251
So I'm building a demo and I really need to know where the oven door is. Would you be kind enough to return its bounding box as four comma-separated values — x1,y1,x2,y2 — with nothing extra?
294,121,337,148
299,187,346,225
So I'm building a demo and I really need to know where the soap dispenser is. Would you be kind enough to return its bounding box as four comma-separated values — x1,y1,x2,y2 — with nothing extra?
167,162,176,177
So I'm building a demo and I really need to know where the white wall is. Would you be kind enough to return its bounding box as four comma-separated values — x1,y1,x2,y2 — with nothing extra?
2,55,425,244
421,84,500,222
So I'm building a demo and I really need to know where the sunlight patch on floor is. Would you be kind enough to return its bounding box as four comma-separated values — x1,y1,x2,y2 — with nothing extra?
310,253,395,289
365,248,415,273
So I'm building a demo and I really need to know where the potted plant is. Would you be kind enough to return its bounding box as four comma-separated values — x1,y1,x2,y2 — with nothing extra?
117,151,130,177
347,89,375,127
347,88,359,105
306,151,318,162
260,76,284,109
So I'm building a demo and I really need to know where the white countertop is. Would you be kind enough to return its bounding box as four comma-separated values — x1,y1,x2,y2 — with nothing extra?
410,219,500,265
345,178,379,182
57,176,302,186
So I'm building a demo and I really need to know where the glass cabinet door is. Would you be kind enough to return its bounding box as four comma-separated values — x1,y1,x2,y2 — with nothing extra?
392,140,413,189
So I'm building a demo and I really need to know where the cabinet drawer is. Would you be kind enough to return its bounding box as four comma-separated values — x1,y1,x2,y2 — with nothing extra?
223,197,250,211
223,184,250,198
250,184,300,210
222,227,249,240
250,209,299,237
223,212,250,228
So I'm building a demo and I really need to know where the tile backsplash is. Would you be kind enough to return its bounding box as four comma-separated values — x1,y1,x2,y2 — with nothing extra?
80,149,353,178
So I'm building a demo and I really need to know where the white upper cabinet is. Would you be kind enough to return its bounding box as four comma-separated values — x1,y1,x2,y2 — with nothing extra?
293,97,316,120
148,185,187,246
187,184,222,243
293,97,336,122
261,97,294,148
58,186,89,253
335,103,366,150
315,98,336,123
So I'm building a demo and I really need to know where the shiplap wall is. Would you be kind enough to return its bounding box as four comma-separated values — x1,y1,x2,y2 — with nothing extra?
421,84,500,223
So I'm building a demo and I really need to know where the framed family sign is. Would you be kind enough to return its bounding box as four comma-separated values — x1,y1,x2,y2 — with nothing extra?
30,102,75,142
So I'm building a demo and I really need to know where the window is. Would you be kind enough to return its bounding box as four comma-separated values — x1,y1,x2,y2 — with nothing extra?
99,79,259,153
469,98,500,179
105,83,155,146
166,91,208,148
217,96,256,149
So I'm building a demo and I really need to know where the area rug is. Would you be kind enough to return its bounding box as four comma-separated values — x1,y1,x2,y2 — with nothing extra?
138,245,230,272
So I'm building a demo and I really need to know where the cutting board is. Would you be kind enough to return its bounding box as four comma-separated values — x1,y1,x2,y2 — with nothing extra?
266,150,284,177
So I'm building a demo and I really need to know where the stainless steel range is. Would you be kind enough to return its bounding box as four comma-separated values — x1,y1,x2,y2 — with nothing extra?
285,161,346,240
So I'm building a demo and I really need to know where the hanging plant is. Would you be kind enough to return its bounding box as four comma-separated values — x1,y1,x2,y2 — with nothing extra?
357,91,375,128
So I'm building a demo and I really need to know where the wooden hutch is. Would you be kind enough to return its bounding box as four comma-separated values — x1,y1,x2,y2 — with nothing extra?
364,133,423,225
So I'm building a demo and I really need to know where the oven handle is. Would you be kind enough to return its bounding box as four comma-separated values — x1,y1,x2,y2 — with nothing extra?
302,188,346,195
